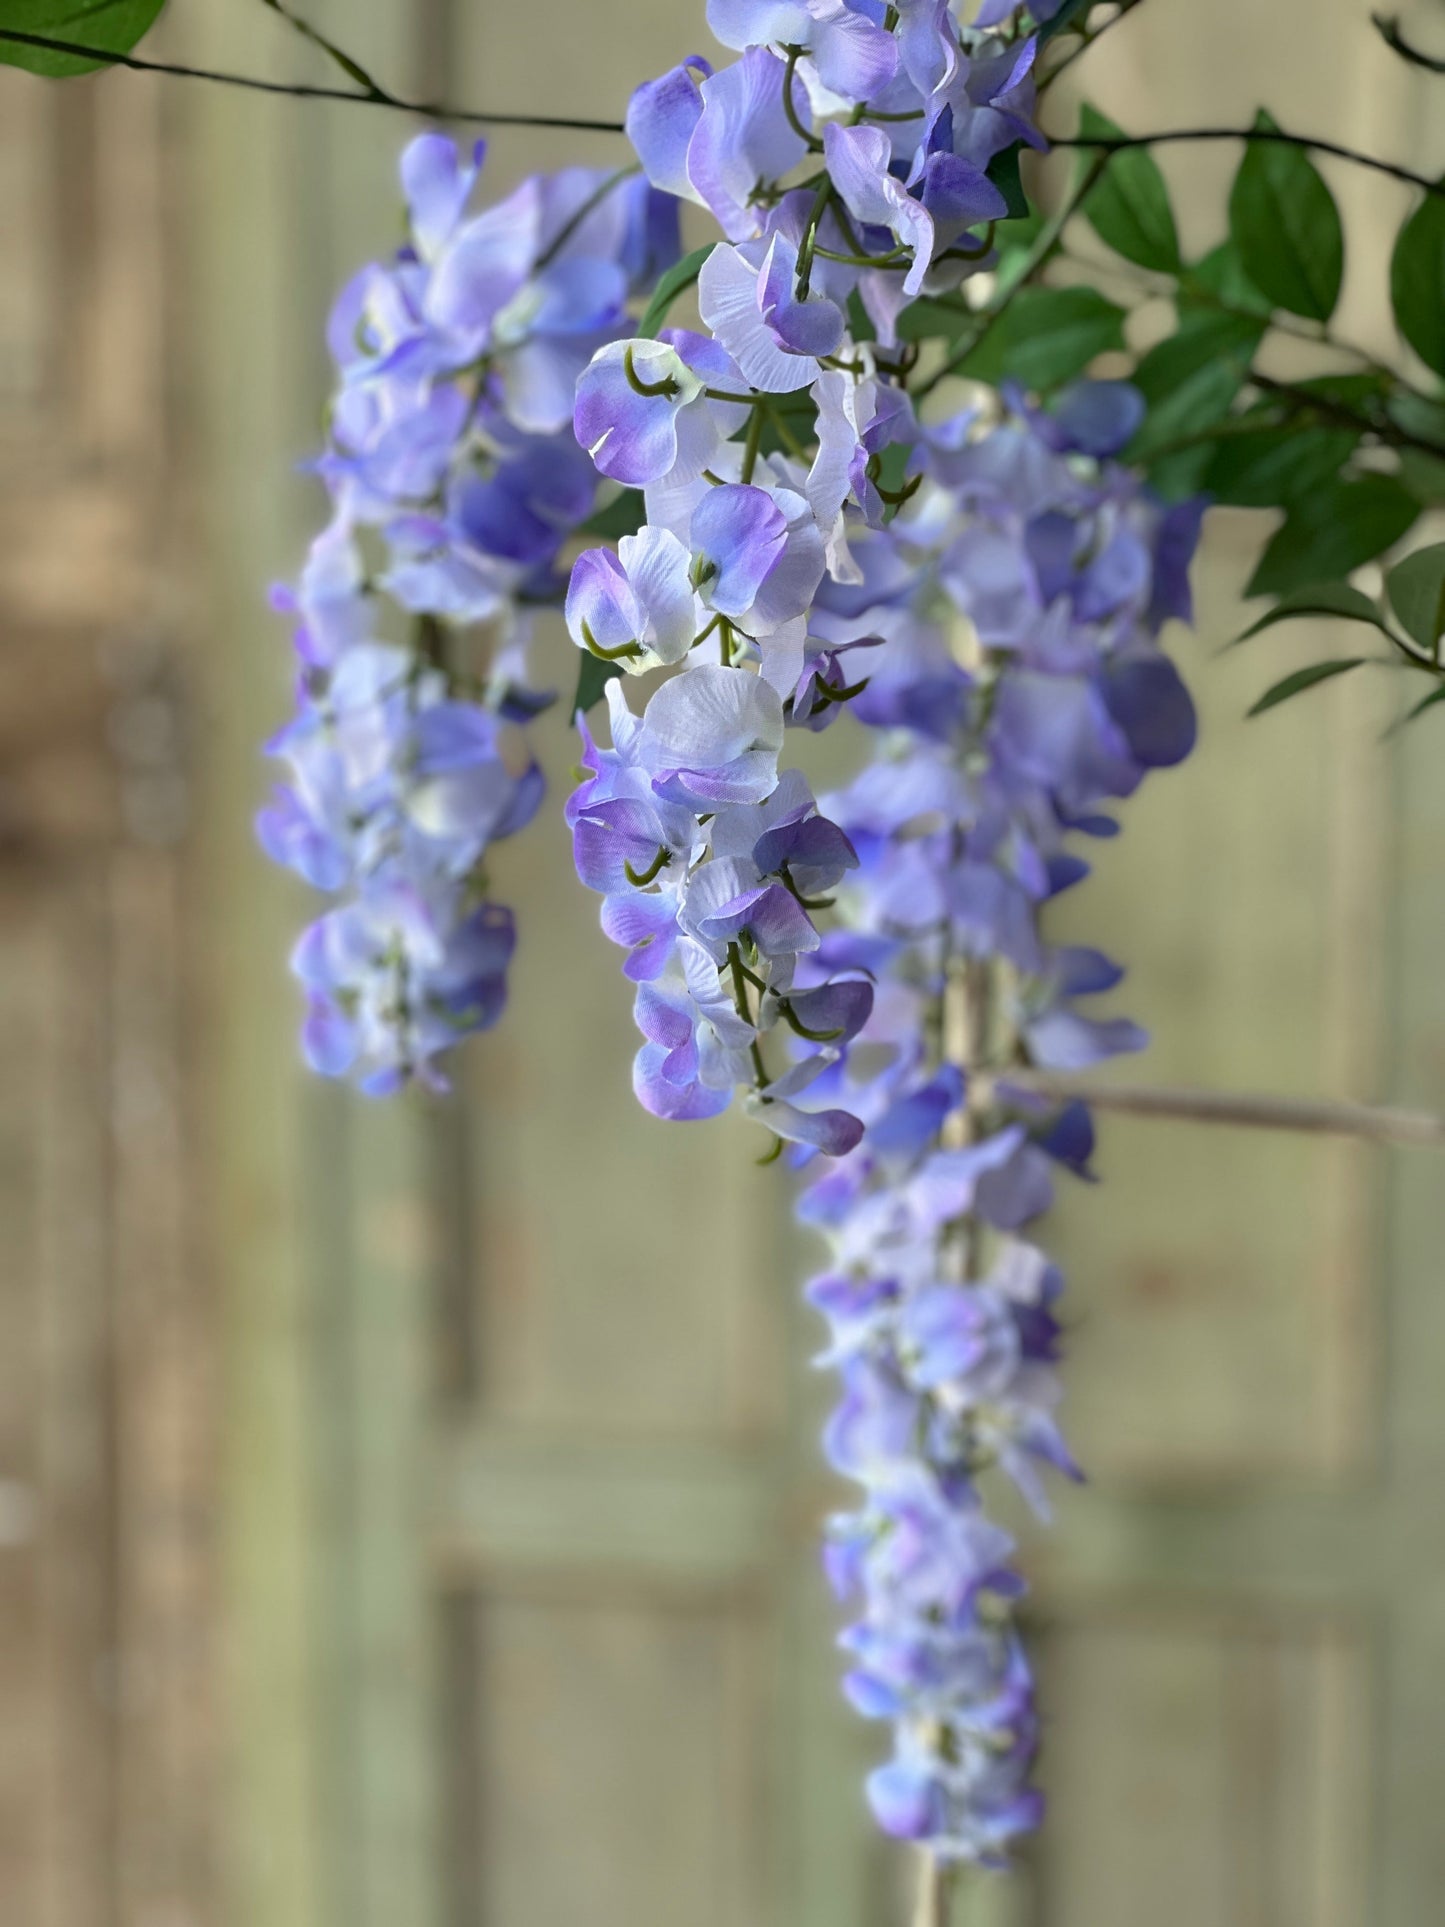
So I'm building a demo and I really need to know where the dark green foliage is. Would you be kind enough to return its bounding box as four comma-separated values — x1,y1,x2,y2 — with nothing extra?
985,143,1030,222
0,0,167,75
639,244,713,338
1184,240,1273,316
571,654,624,718
1231,581,1393,647
577,491,647,542
1246,475,1420,597
1202,424,1359,508
1247,658,1367,717
1079,104,1181,273
1390,192,1445,375
1228,111,1344,321
1126,309,1264,496
943,285,1127,392
756,389,816,459
1386,543,1445,654
1127,310,1265,451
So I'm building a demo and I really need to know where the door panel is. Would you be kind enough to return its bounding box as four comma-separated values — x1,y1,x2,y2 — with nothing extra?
184,3,1445,1926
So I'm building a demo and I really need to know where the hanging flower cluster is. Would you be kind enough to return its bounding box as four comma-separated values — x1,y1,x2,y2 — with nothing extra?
260,136,679,1090
562,0,1202,1868
563,0,1051,1150
796,386,1200,1861
266,0,1207,1875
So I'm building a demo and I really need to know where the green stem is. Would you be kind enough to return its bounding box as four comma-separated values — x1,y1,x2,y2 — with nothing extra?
1046,126,1441,199
1248,369,1445,459
537,165,640,270
624,845,671,887
795,178,834,301
0,26,633,134
258,0,394,97
625,342,679,398
739,402,767,485
916,151,1111,400
781,45,824,152
1039,0,1151,87
580,621,643,663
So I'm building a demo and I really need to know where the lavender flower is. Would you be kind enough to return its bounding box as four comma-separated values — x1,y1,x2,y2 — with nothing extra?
263,134,679,1089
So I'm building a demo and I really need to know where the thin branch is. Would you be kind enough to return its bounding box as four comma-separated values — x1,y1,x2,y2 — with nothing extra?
1041,0,1151,84
257,0,393,97
1248,368,1445,459
990,1074,1445,1146
0,26,629,132
1372,12,1445,74
913,1850,950,1927
1048,125,1442,198
914,150,1111,398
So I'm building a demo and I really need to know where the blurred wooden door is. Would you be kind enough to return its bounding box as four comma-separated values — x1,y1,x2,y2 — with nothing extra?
187,4,1445,1927
0,60,212,1927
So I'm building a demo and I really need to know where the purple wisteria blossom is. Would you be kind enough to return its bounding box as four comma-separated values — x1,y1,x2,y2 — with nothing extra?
779,388,1200,1859
562,0,1205,1868
262,133,679,1089
568,676,873,1153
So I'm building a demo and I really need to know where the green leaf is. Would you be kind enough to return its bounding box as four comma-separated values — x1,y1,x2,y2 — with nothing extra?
576,490,646,542
984,142,1030,222
1397,447,1445,504
896,295,977,345
571,653,624,718
639,244,714,338
1390,189,1445,376
1231,580,1390,647
1078,104,1181,272
755,387,816,458
1247,658,1367,717
948,285,1127,392
992,208,1047,293
1387,387,1445,449
1397,682,1445,728
1228,110,1344,321
846,289,876,344
1246,475,1421,598
1126,309,1265,462
1184,240,1273,317
1386,543,1445,653
1203,424,1358,508
0,0,167,74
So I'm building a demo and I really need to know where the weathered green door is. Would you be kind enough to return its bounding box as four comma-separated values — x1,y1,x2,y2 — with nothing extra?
190,2,1445,1923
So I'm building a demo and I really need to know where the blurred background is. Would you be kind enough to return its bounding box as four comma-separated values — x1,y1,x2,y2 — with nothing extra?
1,0,1443,1923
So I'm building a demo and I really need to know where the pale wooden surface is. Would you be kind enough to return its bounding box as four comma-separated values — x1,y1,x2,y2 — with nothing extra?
0,46,213,1927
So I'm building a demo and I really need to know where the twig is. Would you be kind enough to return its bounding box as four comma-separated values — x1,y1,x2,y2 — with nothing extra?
1041,0,1151,84
1048,125,1442,198
1247,368,1445,459
913,1849,950,1927
990,1074,1445,1145
915,150,1111,399
0,26,629,132
257,0,391,98
11,24,1439,206
1373,12,1445,74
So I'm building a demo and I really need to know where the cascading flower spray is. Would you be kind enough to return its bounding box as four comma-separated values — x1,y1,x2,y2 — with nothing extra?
564,0,1202,1882
267,0,1206,1890
261,136,679,1090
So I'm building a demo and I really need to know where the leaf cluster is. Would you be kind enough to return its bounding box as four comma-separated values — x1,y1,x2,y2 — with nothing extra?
980,96,1445,727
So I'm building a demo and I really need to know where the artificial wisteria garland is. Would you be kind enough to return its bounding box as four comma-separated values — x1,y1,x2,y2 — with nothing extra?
262,0,1205,1883
260,139,679,1089
560,0,1200,1867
